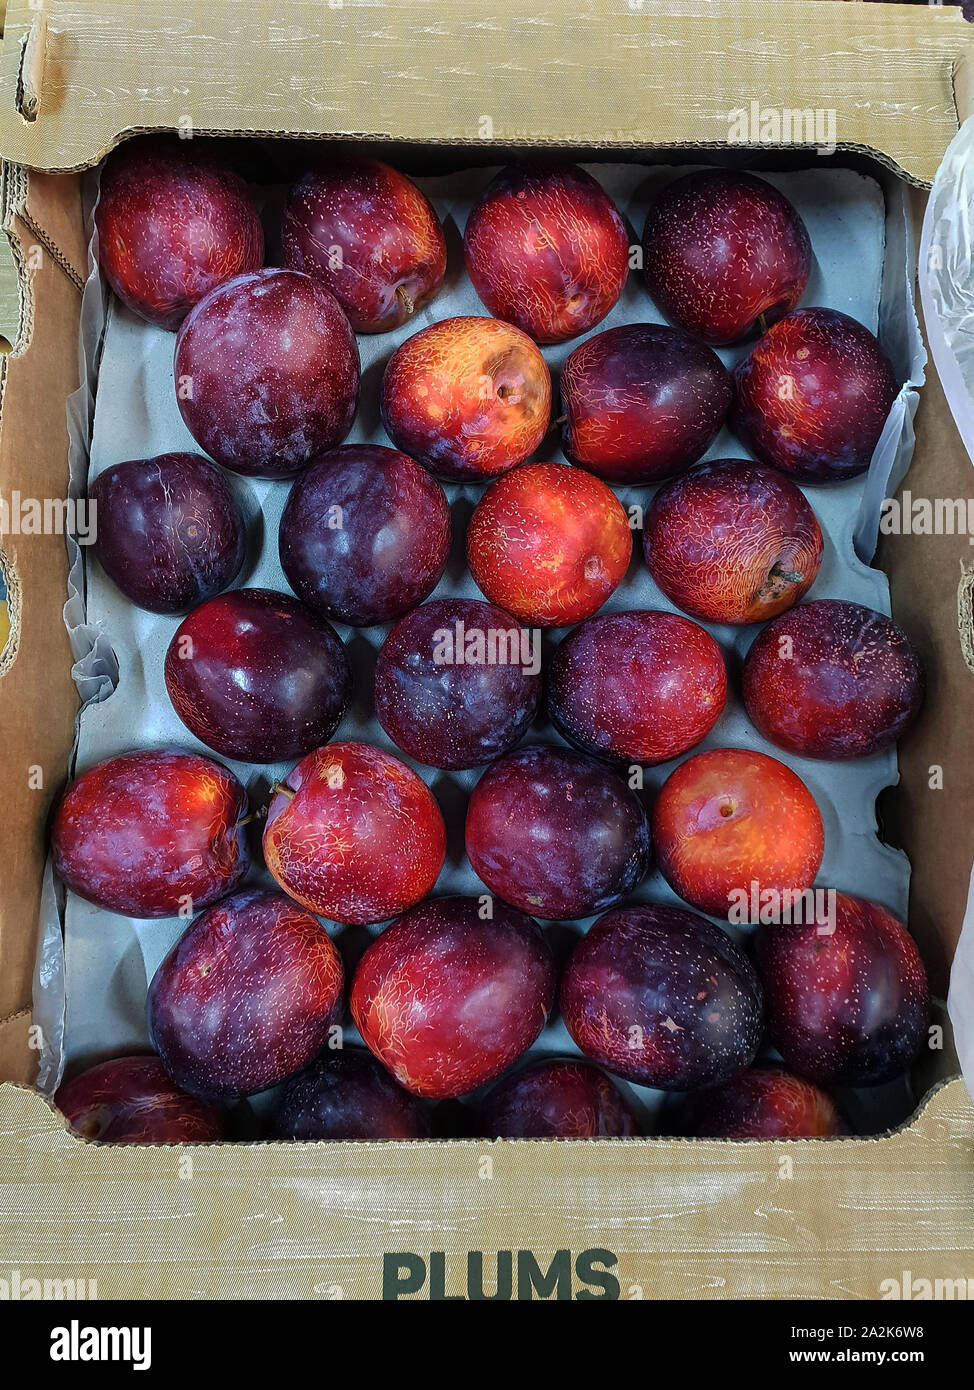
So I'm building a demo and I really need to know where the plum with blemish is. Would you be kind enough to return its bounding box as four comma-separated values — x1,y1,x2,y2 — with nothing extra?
278,444,451,626
677,1065,845,1139
373,598,541,770
263,741,446,925
174,268,360,478
464,744,651,920
742,599,924,759
269,1049,431,1140
55,1055,224,1143
642,170,811,344
731,307,898,483
548,609,726,765
466,462,631,627
757,894,929,1086
51,749,248,917
651,748,825,920
560,324,731,483
164,587,351,764
477,1059,639,1139
644,459,823,624
560,903,763,1090
147,888,344,1098
96,135,263,330
282,157,446,332
350,895,555,1098
90,452,245,615
463,163,630,344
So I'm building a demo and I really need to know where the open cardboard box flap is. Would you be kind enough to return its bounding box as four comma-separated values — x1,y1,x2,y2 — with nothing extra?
0,0,973,1298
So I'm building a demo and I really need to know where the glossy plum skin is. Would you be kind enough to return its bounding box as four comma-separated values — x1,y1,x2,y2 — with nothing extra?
477,1059,639,1139
263,742,446,924
147,888,344,1098
463,163,630,344
652,748,825,920
465,744,651,920
90,452,245,615
561,904,763,1090
55,1055,224,1143
51,749,247,917
677,1066,844,1139
757,894,930,1086
644,459,824,625
350,895,555,1098
174,268,360,478
731,308,898,483
269,1049,431,1140
560,324,731,483
742,599,924,759
381,316,551,482
282,157,447,332
548,609,726,765
96,137,263,330
279,445,450,626
642,170,811,345
164,587,351,764
467,463,632,627
373,598,541,770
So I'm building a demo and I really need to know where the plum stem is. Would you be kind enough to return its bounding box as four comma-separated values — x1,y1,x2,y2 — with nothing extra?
269,781,296,802
396,286,415,316
555,414,567,425
770,562,803,585
757,313,770,335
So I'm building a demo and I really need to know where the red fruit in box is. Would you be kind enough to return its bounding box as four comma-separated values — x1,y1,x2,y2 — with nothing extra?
463,163,630,344
282,157,446,332
478,1059,639,1139
548,609,726,765
174,268,360,478
560,324,731,483
164,588,351,764
89,452,246,615
147,888,344,1098
742,599,924,759
278,444,451,627
51,749,247,917
642,170,811,345
465,744,651,920
678,1066,845,1139
55,1055,224,1143
350,895,555,1098
731,307,898,483
652,748,824,920
466,462,631,627
560,903,763,1090
644,459,823,625
757,894,929,1086
269,1050,431,1141
380,315,551,482
96,136,263,330
263,742,446,924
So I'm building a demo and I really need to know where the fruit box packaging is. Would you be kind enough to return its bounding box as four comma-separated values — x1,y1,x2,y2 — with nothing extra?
1,0,974,1301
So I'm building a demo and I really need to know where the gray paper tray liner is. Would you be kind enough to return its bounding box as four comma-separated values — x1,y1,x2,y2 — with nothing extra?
37,161,926,1128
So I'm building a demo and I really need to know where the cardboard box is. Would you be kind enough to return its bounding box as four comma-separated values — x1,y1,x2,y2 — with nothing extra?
0,0,973,1300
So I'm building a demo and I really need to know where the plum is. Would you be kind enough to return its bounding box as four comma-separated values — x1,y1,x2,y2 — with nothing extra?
676,1066,845,1139
477,1059,639,1139
164,587,351,764
51,749,248,917
278,444,451,626
55,1055,224,1143
147,888,344,1098
465,744,651,920
269,1049,431,1140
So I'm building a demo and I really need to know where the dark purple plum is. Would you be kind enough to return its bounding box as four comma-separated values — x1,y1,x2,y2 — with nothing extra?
478,1058,639,1139
373,598,541,770
560,903,763,1089
757,893,929,1087
465,744,651,920
278,444,451,626
164,587,350,763
89,452,245,614
269,1049,431,1140
147,888,344,1098
675,1066,845,1139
